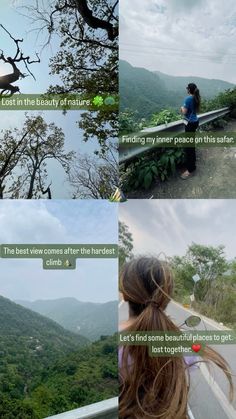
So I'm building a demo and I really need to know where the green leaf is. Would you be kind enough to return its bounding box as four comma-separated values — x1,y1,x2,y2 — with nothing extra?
170,156,176,173
151,166,158,175
144,172,153,189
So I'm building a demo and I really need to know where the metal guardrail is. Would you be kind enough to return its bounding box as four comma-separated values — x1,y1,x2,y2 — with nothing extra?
44,397,118,419
120,107,230,164
44,398,194,419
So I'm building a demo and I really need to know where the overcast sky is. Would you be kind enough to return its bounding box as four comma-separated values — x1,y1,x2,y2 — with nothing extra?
120,0,236,83
119,200,236,260
0,201,118,303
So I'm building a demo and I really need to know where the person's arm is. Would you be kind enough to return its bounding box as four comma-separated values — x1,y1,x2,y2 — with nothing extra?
180,106,187,115
181,97,190,115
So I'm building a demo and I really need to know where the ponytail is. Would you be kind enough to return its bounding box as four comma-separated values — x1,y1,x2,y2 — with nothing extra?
187,83,201,113
119,257,233,419
193,88,201,113
120,304,189,418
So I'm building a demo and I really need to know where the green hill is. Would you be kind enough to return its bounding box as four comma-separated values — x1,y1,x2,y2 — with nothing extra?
0,295,88,356
0,296,118,419
120,60,235,119
120,60,171,119
16,298,118,341
0,295,87,418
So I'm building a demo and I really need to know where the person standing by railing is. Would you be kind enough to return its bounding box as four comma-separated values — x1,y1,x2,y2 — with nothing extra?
180,83,201,179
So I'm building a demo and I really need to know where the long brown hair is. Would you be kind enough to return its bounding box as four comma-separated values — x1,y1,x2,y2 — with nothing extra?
119,257,233,419
187,82,201,113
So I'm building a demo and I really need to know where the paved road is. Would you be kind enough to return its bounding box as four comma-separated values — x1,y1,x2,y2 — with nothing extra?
119,300,236,419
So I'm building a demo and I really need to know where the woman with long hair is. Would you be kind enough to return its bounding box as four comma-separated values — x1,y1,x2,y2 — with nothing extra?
180,83,201,179
119,257,233,419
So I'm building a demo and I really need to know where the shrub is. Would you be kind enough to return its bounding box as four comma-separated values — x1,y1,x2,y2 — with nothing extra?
150,109,181,126
120,148,184,192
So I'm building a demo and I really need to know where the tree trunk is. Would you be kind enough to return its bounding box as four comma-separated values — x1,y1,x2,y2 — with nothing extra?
0,183,5,199
27,167,37,199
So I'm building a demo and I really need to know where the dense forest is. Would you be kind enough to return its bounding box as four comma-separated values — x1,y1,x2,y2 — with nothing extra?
17,298,118,341
0,296,118,419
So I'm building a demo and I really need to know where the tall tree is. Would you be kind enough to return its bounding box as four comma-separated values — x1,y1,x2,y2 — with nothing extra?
22,0,118,152
186,243,227,283
171,243,228,302
119,221,133,270
0,130,28,198
69,142,118,198
0,115,75,199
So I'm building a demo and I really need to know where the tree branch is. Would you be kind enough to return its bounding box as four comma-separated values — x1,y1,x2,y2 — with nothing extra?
74,0,118,41
0,24,40,82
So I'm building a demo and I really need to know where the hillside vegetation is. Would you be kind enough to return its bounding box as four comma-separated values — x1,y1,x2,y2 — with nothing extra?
0,296,118,419
28,335,118,418
170,244,236,328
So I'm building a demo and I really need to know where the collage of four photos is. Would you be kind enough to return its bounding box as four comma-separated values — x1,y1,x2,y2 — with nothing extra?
0,1,236,419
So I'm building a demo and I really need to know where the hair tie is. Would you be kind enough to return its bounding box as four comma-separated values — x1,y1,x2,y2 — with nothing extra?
145,300,160,309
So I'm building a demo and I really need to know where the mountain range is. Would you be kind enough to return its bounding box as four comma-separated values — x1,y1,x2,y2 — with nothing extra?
0,295,88,351
16,297,118,341
120,60,235,119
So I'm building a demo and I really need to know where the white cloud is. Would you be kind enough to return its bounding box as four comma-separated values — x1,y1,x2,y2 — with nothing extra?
119,200,236,259
120,0,236,82
183,200,225,219
120,200,188,256
0,201,118,302
0,201,66,243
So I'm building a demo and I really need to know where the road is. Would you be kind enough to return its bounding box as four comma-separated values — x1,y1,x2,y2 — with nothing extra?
119,300,236,419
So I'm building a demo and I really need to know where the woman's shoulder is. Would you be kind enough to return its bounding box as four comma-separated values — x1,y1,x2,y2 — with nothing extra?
185,95,193,103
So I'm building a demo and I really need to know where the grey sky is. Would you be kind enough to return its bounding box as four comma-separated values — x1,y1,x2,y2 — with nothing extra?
119,200,236,260
120,0,236,83
0,201,118,303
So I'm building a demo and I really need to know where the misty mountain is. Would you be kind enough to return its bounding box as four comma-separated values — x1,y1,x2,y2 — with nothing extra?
120,60,171,119
120,60,234,119
0,295,88,352
154,70,234,98
16,298,118,341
